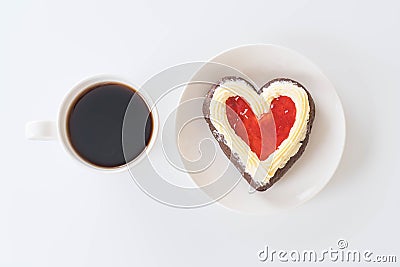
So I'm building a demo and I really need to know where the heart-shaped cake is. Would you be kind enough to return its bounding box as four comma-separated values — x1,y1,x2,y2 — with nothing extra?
203,77,315,191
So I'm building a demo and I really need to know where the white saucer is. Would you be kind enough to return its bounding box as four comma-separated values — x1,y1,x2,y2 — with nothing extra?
176,44,346,214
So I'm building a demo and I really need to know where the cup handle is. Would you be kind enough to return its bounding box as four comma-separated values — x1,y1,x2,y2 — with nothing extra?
25,121,58,141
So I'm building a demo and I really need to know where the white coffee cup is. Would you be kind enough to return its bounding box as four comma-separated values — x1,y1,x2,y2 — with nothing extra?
25,74,159,172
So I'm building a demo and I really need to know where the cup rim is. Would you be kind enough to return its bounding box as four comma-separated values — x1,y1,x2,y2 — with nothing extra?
57,74,159,172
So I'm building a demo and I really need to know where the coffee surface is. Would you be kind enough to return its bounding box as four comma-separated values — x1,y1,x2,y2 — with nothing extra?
67,83,153,168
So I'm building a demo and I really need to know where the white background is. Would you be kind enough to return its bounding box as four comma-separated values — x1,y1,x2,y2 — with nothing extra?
1,0,399,266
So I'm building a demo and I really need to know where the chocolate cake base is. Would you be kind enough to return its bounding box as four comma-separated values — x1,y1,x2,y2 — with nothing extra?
202,77,315,191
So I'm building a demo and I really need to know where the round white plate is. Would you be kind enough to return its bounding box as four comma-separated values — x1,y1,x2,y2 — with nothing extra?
176,44,346,214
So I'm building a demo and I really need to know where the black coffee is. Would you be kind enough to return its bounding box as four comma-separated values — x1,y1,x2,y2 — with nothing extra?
67,82,153,168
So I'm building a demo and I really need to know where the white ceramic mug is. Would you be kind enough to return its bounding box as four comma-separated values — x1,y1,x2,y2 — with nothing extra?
25,74,159,172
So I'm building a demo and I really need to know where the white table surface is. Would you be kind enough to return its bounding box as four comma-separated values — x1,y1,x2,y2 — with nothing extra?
1,0,399,266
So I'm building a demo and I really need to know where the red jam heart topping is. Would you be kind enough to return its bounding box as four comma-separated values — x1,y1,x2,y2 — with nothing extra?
226,95,296,161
